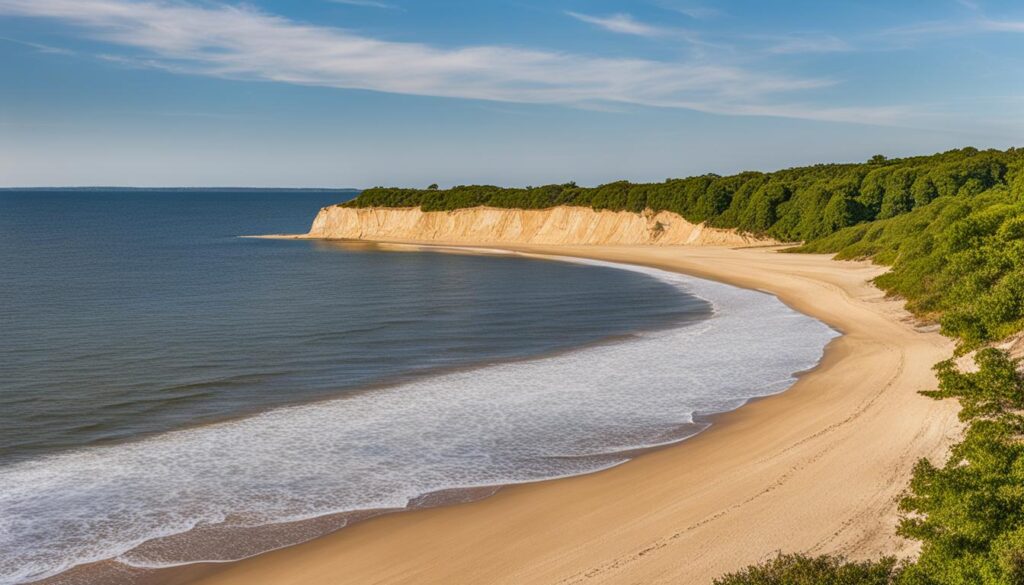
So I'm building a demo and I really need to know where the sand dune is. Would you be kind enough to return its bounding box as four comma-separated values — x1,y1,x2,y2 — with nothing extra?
193,243,961,585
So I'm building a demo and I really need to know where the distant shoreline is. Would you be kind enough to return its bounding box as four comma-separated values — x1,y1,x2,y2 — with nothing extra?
0,187,359,192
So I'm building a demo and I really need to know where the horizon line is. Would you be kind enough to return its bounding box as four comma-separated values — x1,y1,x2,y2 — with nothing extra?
0,186,362,191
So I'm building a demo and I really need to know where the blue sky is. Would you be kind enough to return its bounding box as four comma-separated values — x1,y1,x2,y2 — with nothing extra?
1,0,1022,187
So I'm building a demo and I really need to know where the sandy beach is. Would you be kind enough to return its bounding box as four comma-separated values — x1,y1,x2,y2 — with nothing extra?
191,243,961,585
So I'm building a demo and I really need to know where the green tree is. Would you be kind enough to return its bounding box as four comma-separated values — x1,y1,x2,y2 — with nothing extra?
822,191,859,232
880,168,916,219
912,176,938,207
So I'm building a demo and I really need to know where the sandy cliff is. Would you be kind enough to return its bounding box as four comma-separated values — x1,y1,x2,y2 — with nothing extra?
307,205,776,247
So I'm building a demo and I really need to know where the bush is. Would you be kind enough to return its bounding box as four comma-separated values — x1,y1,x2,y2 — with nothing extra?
712,554,902,585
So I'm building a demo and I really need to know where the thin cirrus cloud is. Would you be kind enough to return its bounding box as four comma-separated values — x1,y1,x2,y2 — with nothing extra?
0,0,914,125
564,11,671,37
654,2,723,20
974,18,1024,33
328,0,398,9
878,16,1024,42
0,35,74,54
564,11,711,48
764,34,853,55
566,10,851,56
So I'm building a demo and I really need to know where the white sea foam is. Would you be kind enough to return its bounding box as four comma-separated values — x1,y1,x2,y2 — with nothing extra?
0,259,837,584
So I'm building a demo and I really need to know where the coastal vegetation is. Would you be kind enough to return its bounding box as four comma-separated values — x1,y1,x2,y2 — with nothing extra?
797,187,1024,348
713,554,902,585
346,147,1023,245
343,145,1024,583
717,348,1024,585
710,151,1024,581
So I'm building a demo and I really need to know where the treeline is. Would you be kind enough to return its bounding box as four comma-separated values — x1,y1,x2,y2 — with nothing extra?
716,348,1024,585
345,147,1024,243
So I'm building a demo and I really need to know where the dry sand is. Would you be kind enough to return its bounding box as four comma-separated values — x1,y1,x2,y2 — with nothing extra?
193,243,961,585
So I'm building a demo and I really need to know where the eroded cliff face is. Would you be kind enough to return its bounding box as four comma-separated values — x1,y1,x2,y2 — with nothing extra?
308,205,776,247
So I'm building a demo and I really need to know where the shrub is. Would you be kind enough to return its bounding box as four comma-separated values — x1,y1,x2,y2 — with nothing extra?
712,554,902,585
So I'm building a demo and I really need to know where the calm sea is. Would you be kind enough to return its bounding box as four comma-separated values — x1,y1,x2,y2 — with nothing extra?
0,191,836,584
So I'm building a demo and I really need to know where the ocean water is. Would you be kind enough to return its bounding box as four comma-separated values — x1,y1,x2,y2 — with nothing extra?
0,191,838,584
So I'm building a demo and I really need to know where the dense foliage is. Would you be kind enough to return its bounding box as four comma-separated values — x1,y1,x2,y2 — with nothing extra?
713,554,902,585
720,350,1024,585
346,147,1024,244
898,349,1024,585
799,187,1024,347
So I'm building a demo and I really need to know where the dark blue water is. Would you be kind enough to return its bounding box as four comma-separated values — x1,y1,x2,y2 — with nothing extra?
0,191,707,465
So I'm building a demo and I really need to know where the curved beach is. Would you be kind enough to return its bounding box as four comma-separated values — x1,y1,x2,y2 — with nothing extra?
192,243,961,585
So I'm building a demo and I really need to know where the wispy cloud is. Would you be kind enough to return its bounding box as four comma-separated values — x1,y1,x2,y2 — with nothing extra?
879,16,1024,43
0,35,73,55
566,11,850,56
565,11,670,38
981,18,1024,32
0,0,914,125
328,0,398,10
764,34,852,55
564,10,714,48
656,2,723,20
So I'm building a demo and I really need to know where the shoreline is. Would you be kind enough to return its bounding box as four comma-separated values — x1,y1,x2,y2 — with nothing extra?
182,241,960,585
29,245,784,585
32,248,752,585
